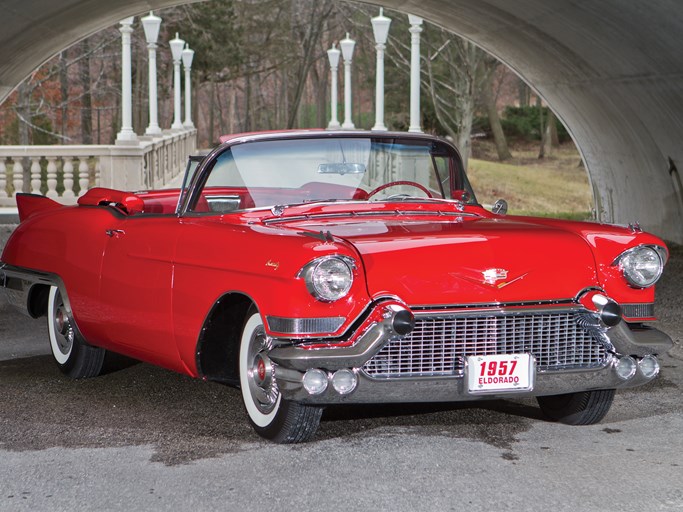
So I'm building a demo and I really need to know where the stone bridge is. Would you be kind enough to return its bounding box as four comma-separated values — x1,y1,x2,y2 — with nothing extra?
2,1,683,243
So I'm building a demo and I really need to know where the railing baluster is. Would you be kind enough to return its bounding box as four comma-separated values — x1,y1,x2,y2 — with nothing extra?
30,157,42,195
79,158,89,195
12,159,24,197
46,157,58,198
63,157,75,199
94,157,101,188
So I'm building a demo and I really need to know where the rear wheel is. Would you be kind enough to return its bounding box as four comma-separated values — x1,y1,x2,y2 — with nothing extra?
537,389,616,425
47,286,105,379
239,309,322,443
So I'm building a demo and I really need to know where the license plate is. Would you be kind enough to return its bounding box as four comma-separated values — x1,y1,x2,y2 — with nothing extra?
466,353,534,394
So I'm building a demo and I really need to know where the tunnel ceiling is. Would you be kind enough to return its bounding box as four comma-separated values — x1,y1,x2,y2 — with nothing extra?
2,0,683,243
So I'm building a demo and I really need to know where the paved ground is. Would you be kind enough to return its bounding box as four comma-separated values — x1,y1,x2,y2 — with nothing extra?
1,233,682,511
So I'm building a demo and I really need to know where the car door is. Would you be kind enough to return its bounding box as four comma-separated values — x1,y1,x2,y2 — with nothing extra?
98,214,185,373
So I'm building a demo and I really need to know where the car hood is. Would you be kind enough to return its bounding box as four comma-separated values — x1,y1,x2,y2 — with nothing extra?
278,215,599,305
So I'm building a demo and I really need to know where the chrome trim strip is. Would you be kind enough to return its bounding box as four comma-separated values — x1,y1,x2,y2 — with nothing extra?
411,304,584,318
410,299,577,311
263,210,479,225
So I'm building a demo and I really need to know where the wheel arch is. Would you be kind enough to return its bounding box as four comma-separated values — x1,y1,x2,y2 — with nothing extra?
195,292,255,386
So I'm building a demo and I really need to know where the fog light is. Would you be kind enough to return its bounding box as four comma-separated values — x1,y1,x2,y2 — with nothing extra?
615,356,637,380
638,355,660,379
332,369,358,395
303,368,328,395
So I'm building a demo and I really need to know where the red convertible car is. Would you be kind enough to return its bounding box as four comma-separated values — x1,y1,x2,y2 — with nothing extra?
0,130,673,443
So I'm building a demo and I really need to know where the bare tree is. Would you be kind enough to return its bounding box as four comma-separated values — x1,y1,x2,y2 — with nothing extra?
482,61,512,161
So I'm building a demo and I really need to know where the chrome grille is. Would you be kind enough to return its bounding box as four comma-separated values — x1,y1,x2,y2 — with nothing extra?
363,311,608,379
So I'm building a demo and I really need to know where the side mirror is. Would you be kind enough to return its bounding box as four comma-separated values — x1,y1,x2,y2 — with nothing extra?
452,190,471,203
492,199,508,215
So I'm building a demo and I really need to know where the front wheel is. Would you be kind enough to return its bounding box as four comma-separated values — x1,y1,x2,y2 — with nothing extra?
239,309,322,443
47,286,105,379
537,389,616,425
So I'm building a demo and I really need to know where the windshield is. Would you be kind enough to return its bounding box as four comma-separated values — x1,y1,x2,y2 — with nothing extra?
187,136,475,213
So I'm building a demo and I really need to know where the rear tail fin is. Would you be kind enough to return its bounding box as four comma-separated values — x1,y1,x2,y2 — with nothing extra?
16,193,63,223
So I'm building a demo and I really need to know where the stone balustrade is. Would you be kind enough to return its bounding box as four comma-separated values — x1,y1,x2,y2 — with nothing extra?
0,129,196,207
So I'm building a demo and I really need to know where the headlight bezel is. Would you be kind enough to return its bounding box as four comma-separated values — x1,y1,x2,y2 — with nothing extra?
298,255,356,302
613,244,666,288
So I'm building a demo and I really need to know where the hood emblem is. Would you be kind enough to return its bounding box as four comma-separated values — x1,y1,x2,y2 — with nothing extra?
483,268,508,285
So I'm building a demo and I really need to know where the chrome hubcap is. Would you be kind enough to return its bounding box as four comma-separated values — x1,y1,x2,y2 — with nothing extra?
247,328,278,414
53,297,74,356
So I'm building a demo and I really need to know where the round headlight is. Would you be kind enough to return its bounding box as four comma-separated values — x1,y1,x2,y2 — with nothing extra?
617,246,663,288
301,256,354,302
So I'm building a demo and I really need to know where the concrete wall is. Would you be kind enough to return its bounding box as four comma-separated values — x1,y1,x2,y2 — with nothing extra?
2,0,683,243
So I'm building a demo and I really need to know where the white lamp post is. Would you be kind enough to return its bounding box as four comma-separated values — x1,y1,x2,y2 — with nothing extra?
340,33,356,130
116,17,137,143
327,43,341,130
182,43,195,129
142,11,162,136
408,15,424,133
371,8,391,131
169,32,185,130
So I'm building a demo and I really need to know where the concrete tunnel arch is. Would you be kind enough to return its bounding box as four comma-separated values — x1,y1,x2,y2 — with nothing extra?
2,0,683,244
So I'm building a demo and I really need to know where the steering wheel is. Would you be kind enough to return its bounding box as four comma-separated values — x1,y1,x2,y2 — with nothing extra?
367,180,433,199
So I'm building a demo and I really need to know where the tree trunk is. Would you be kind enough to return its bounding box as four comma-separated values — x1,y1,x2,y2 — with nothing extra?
80,40,92,145
244,62,252,132
457,95,474,172
15,82,31,191
548,109,560,147
208,77,216,145
518,80,530,107
59,51,69,138
483,70,512,161
228,82,236,135
537,96,546,159
134,47,145,135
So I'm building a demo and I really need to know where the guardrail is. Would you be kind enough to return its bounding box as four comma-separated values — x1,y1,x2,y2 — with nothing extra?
0,129,196,206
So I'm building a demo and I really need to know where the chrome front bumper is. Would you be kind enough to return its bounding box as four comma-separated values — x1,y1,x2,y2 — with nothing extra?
268,301,673,405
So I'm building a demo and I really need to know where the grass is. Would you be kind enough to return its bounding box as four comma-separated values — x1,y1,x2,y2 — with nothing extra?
468,140,593,219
